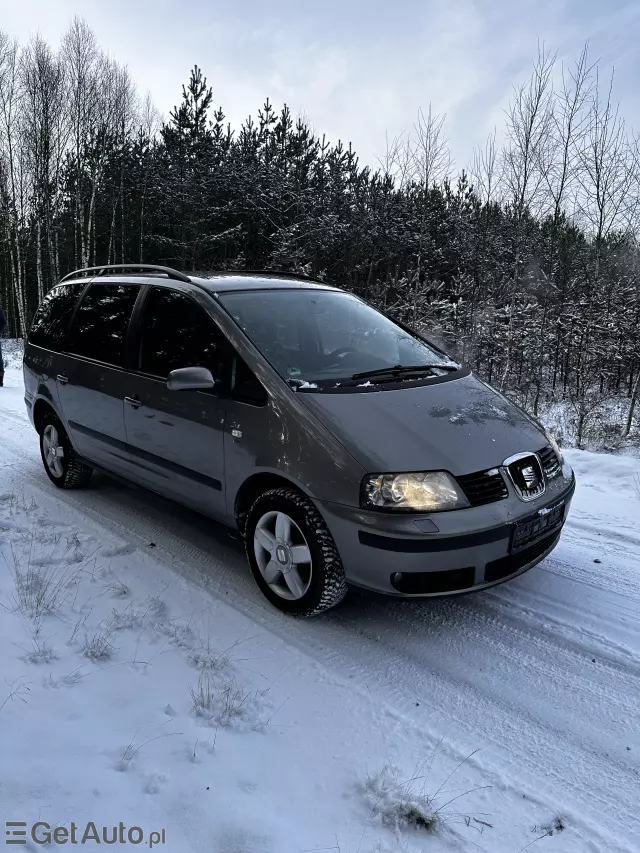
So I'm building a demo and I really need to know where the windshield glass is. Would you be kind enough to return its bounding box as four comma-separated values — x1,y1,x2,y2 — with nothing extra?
217,289,458,388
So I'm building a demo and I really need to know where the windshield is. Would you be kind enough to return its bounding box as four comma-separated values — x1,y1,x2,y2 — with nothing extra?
217,289,458,388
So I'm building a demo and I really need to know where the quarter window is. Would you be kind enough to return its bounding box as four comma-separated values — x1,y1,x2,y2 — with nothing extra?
29,283,83,351
230,353,268,406
67,284,141,366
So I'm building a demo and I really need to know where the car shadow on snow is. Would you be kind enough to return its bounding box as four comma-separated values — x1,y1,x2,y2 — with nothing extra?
87,471,247,561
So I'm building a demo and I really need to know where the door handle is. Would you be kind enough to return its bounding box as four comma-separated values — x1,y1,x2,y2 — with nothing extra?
57,374,69,385
124,395,142,410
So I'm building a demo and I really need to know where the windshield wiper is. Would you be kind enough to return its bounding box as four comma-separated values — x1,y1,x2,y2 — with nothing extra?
350,363,458,381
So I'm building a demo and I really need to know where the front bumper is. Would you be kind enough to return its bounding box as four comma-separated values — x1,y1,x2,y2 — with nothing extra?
317,471,576,596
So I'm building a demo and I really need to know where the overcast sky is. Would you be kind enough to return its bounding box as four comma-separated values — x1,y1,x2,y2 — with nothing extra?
4,0,640,170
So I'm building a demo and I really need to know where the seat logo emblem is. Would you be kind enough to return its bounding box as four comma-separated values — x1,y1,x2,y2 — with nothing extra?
503,452,546,502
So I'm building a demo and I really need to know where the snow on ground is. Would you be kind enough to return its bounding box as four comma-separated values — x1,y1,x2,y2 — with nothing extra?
1,347,640,853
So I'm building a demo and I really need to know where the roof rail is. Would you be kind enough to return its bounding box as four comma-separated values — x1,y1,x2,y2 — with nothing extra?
209,269,327,285
59,264,192,284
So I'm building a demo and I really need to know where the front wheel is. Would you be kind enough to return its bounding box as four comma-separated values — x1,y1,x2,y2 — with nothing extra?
39,413,93,489
245,488,347,616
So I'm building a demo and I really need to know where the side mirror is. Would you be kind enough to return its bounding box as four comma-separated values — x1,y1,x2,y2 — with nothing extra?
167,366,216,391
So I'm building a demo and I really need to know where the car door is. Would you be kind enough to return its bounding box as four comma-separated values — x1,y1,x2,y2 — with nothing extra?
121,286,228,519
56,281,142,475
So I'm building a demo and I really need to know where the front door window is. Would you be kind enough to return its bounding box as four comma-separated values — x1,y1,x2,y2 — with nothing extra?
139,288,227,380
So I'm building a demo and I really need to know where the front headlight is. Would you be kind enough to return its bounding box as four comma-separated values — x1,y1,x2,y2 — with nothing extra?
544,428,564,466
362,471,471,512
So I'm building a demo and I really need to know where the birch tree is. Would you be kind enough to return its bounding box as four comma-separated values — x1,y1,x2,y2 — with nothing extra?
21,35,67,299
0,32,27,333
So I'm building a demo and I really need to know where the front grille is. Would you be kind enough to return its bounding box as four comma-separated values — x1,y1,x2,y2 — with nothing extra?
538,445,561,479
457,469,509,507
484,531,561,584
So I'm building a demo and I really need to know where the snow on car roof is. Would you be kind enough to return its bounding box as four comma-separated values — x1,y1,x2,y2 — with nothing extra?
192,272,340,292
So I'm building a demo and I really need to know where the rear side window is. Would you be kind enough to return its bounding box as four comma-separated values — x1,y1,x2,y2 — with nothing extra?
67,284,140,366
139,288,228,379
28,283,83,351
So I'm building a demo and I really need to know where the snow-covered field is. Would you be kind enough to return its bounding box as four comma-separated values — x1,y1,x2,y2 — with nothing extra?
1,348,639,853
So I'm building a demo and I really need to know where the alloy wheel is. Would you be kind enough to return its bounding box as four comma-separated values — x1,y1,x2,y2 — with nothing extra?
42,424,65,478
253,510,313,600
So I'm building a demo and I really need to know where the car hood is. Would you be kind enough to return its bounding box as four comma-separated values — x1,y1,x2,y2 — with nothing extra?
296,372,547,476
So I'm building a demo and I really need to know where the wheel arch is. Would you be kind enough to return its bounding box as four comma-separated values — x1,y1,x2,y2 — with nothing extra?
33,397,59,434
234,471,313,534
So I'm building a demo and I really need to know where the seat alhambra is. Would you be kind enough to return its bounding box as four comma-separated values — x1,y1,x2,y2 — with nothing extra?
24,264,575,615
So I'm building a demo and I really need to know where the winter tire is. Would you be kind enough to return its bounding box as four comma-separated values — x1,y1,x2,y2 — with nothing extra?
245,487,347,616
39,412,93,489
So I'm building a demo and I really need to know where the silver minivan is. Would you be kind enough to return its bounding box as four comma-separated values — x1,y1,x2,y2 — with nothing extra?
24,265,575,615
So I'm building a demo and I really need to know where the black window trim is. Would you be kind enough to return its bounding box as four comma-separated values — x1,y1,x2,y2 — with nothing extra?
125,282,152,372
65,279,94,347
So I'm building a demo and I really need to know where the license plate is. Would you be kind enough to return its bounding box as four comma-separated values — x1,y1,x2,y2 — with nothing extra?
511,502,565,553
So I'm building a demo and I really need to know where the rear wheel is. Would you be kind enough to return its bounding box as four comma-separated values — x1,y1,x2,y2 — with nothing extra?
245,488,347,616
39,413,93,489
